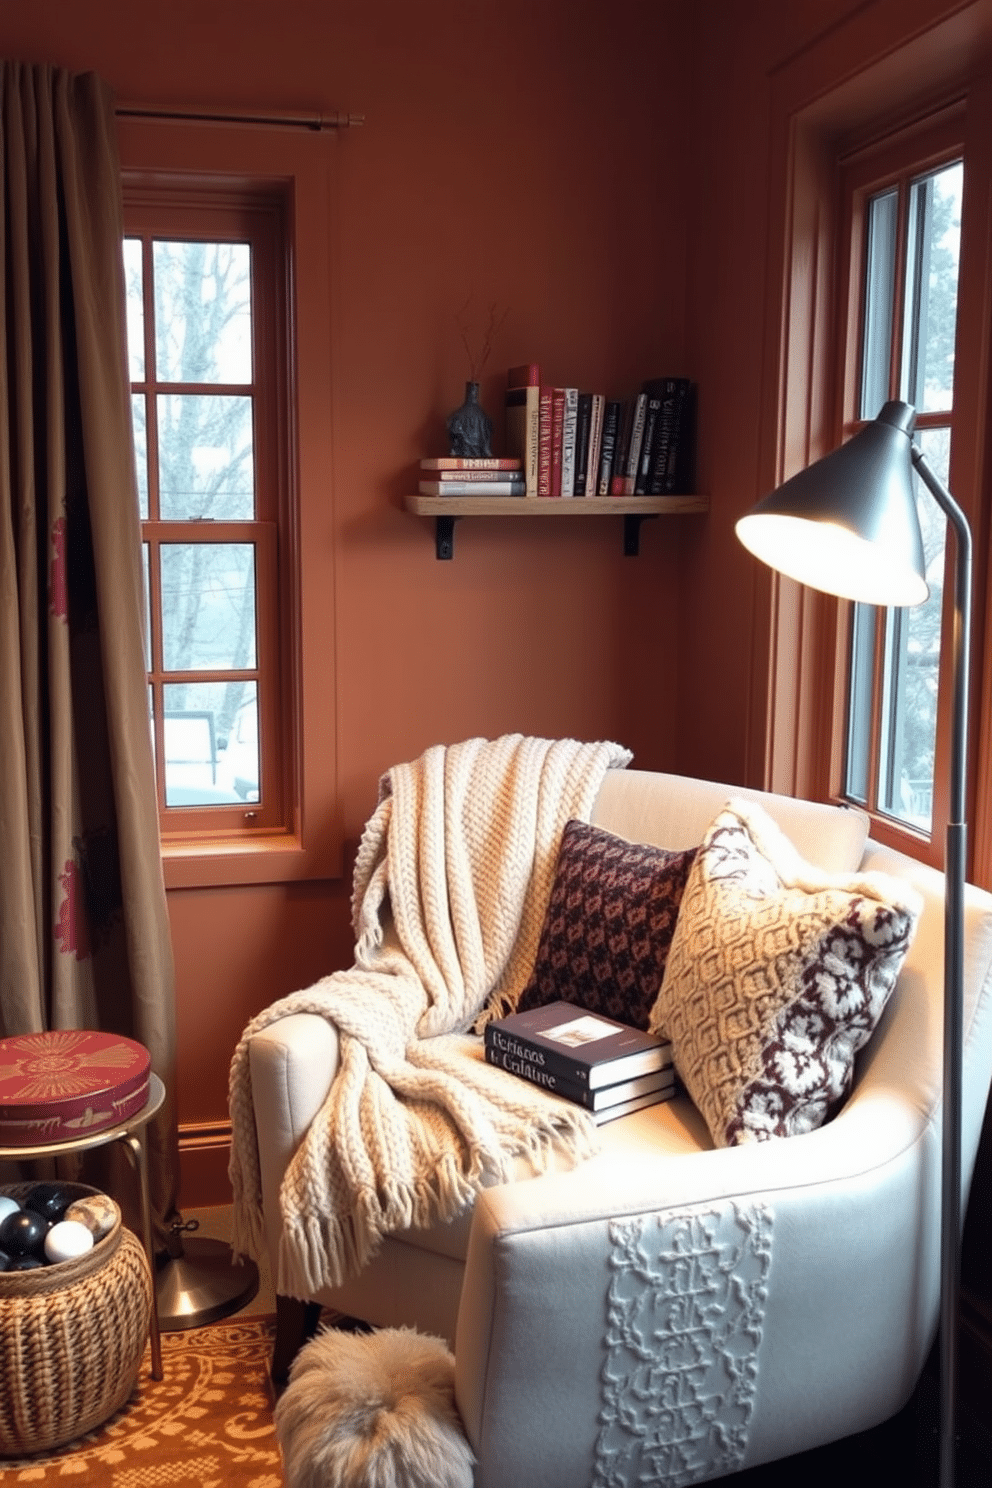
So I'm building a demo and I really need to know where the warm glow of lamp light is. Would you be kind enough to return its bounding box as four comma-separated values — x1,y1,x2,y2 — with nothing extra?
735,513,929,606
735,400,928,606
737,395,972,1488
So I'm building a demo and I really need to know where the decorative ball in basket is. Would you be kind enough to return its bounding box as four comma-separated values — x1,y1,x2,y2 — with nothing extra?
0,1182,152,1456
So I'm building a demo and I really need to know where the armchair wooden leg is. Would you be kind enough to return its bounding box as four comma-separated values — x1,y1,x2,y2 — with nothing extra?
271,1294,323,1386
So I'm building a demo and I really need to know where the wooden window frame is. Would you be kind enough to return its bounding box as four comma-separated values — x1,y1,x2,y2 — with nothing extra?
117,119,341,888
126,191,288,841
753,11,992,890
827,119,965,864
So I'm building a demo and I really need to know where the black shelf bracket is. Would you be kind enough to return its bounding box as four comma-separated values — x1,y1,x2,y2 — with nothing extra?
434,515,457,560
427,509,662,559
623,512,657,556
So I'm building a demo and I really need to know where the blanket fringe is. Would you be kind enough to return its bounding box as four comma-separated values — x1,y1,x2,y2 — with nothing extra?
275,1109,598,1297
229,1176,267,1267
278,1215,357,1299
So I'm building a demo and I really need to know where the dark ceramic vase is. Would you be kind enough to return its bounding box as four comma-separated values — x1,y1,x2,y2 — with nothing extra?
446,380,493,458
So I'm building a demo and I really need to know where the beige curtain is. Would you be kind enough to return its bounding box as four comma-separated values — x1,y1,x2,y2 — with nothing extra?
0,63,180,1246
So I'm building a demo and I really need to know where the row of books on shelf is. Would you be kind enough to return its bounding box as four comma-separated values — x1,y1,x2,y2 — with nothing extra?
416,366,696,499
483,1000,675,1125
506,364,695,499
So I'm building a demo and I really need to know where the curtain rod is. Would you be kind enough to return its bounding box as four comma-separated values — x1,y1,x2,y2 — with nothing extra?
116,103,364,131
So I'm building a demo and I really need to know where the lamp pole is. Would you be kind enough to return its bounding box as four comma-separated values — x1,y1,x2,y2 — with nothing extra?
736,400,972,1488
909,445,971,1488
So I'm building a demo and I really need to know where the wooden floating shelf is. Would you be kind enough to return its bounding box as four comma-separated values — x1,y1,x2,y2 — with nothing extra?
404,493,709,559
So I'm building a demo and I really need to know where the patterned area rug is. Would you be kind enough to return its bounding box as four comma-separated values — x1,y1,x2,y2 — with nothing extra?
0,1317,282,1486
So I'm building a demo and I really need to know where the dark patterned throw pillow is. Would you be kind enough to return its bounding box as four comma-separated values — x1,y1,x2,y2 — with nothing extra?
517,819,697,1030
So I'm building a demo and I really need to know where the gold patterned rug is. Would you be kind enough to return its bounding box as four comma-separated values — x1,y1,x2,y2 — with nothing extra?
0,1317,283,1487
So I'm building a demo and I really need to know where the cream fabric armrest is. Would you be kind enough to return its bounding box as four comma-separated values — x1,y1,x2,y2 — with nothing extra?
248,1014,341,1270
455,1092,938,1488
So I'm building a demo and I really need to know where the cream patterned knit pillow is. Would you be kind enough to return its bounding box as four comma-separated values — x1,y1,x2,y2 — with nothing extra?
650,798,922,1147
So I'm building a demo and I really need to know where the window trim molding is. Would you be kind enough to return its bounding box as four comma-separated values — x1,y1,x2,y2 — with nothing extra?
117,117,341,889
836,134,963,844
751,0,992,884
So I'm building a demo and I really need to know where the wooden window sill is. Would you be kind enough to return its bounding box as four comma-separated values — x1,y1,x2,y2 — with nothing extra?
161,831,340,889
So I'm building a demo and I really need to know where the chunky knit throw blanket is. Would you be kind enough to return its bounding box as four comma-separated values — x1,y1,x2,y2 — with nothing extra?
228,734,632,1297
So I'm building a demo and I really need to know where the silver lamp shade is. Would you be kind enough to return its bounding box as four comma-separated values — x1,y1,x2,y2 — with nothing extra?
735,400,928,606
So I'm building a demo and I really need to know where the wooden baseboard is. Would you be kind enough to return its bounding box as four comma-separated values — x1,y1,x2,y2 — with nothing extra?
178,1120,233,1210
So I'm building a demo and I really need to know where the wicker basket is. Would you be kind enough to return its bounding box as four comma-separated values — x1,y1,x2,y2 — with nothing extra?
0,1183,152,1457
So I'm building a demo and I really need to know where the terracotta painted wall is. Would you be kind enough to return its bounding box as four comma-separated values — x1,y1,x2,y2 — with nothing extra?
678,0,870,788
0,0,702,1203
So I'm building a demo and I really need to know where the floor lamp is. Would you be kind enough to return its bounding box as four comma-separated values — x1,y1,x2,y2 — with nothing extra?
157,1226,259,1331
736,398,971,1488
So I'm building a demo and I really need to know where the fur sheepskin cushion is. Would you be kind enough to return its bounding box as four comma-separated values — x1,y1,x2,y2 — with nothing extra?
274,1325,475,1488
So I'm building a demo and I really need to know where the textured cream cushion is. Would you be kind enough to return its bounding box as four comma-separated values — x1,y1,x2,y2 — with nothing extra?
650,798,923,1146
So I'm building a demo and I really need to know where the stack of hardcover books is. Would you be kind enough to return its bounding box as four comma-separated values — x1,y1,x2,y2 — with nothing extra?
418,456,525,496
484,1001,675,1123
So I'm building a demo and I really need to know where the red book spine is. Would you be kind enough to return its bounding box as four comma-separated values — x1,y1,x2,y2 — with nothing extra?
550,388,566,497
538,386,554,497
507,363,541,388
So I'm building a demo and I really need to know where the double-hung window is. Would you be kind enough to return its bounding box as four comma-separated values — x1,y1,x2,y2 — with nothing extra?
763,23,992,894
116,117,338,891
842,151,963,837
124,189,288,840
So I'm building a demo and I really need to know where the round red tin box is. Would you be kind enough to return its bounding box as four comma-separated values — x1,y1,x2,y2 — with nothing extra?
0,1030,151,1147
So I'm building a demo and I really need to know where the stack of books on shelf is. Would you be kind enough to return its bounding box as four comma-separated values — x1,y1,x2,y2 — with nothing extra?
503,364,695,500
484,1000,676,1124
419,457,525,496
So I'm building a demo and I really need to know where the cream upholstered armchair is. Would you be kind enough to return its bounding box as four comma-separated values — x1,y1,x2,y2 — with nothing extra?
237,754,992,1488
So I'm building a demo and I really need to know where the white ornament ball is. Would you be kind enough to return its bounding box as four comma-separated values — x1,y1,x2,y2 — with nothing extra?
0,1196,20,1225
44,1219,95,1265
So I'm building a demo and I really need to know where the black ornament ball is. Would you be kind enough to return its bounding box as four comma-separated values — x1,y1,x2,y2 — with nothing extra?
23,1183,76,1224
0,1249,12,1272
0,1207,49,1258
9,1254,45,1270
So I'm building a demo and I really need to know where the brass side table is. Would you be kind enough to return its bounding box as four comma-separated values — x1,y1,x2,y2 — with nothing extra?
0,1072,166,1380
